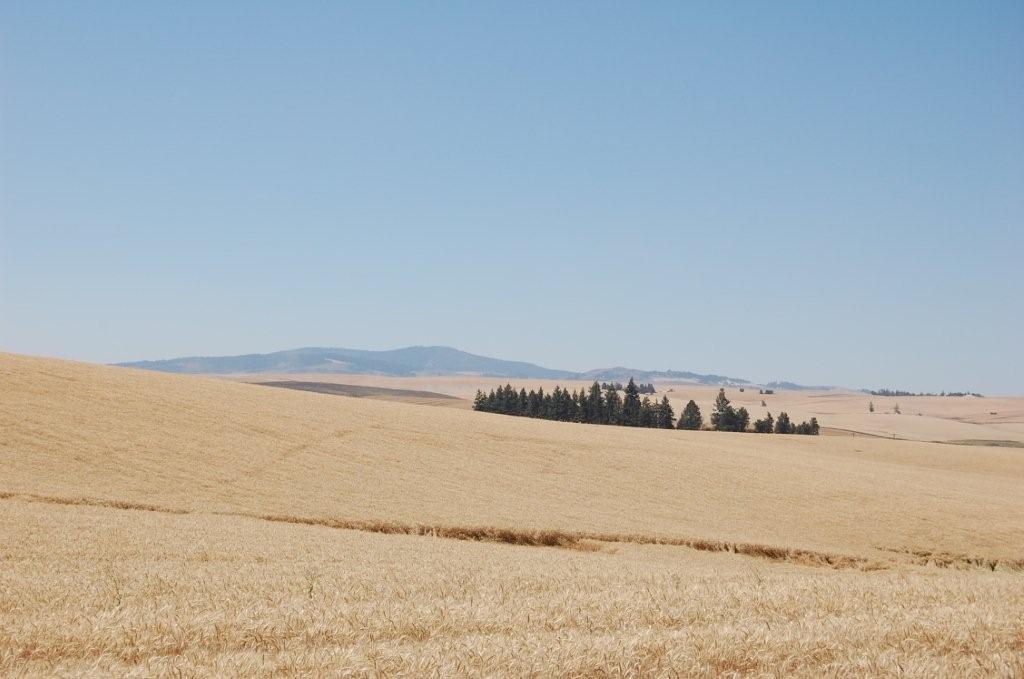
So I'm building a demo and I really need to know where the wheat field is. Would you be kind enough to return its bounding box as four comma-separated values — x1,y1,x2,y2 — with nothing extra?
2,352,1024,677
233,372,1024,444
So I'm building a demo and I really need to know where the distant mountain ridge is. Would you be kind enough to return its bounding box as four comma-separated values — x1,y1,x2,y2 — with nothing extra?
116,346,576,379
116,345,828,389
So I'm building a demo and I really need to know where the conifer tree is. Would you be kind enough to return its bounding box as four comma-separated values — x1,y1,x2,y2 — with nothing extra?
585,381,603,424
474,377,823,434
754,412,774,433
656,396,675,428
604,386,622,425
622,378,642,426
711,389,738,431
639,397,655,427
558,388,573,421
734,407,750,432
677,400,703,430
528,388,542,417
794,418,819,435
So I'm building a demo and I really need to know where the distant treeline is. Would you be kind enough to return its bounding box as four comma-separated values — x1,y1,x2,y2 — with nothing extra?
475,379,675,428
708,389,819,435
473,380,819,435
868,389,983,398
600,381,656,394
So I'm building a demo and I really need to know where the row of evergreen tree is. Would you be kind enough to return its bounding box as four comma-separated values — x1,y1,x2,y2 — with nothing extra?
710,389,818,434
868,388,982,398
473,380,819,435
474,379,675,428
600,381,656,394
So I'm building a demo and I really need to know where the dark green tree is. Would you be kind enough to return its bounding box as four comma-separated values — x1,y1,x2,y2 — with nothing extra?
793,417,821,435
753,412,774,433
734,407,750,432
506,384,517,412
622,378,642,426
604,386,622,425
677,400,703,430
638,397,655,427
527,388,543,417
584,381,604,424
710,389,738,431
774,412,793,434
656,396,675,428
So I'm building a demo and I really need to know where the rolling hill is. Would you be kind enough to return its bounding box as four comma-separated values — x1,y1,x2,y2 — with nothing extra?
5,351,1023,560
3,351,1023,677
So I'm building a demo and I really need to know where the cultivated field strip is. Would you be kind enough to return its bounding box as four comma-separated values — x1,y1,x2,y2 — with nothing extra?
3,490,1021,573
3,354,1024,676
3,498,1023,678
4,353,1024,564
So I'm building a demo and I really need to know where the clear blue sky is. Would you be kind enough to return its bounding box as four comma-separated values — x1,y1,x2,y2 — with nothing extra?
1,3,1021,393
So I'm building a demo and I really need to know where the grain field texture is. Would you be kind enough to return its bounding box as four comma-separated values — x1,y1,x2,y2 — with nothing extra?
2,352,1023,677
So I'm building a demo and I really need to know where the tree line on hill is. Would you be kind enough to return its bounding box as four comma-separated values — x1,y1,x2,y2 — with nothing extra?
474,379,675,428
706,389,819,434
473,380,819,435
599,381,656,394
867,388,983,398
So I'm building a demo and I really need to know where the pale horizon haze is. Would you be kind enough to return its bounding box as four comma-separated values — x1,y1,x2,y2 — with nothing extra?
1,3,1022,393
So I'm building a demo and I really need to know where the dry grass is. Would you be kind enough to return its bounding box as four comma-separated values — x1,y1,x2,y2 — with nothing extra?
256,380,464,408
4,353,1023,560
2,352,1024,676
231,371,1024,443
11,488,1023,573
2,499,1022,678
944,439,1024,449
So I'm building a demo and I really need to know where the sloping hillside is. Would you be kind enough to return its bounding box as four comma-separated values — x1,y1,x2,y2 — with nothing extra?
3,352,1024,677
3,352,1023,562
227,373,1024,444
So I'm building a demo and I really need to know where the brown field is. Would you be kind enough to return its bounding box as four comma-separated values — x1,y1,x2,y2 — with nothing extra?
3,352,1024,677
255,380,462,409
231,372,1024,443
